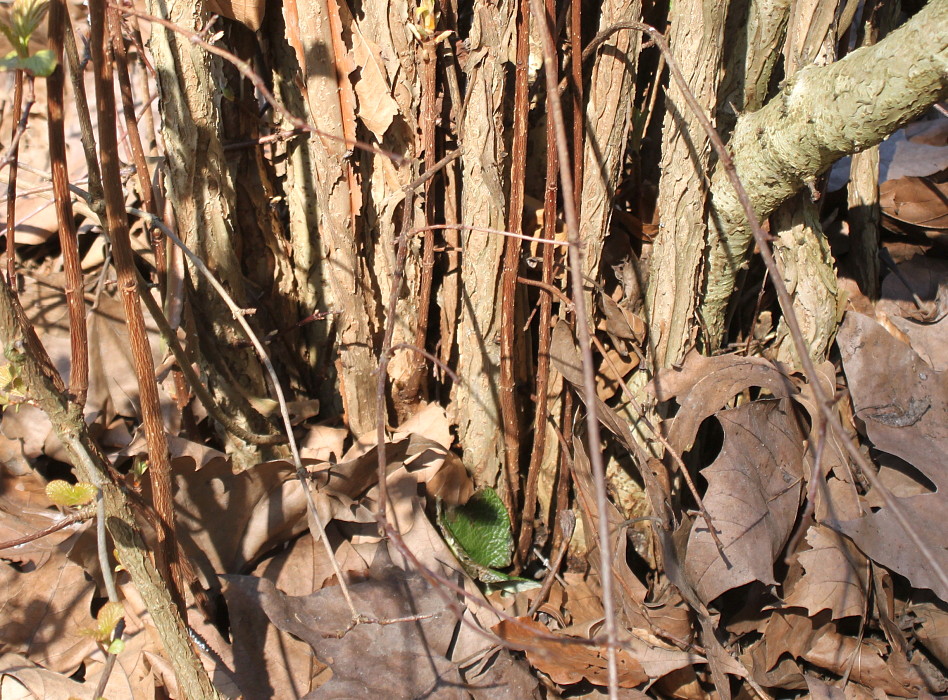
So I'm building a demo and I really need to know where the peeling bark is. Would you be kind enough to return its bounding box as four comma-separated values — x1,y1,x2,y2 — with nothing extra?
452,0,515,487
578,0,642,322
645,0,727,369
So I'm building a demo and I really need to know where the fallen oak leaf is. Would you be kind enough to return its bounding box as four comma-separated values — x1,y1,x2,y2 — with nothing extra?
492,616,647,688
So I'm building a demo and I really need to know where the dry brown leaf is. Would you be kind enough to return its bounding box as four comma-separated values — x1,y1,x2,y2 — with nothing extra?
648,352,797,455
224,549,537,699
0,652,130,700
838,311,946,487
907,598,948,668
835,312,948,599
684,399,805,605
803,630,928,696
881,176,948,230
493,616,647,688
0,466,90,569
784,524,869,619
300,424,348,462
878,256,948,324
223,562,325,698
830,491,948,602
0,558,96,673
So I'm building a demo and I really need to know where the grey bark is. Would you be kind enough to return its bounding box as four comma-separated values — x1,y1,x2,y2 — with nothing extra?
645,0,727,369
700,0,948,348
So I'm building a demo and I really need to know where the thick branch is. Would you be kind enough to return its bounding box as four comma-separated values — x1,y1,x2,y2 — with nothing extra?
0,282,221,700
701,0,948,347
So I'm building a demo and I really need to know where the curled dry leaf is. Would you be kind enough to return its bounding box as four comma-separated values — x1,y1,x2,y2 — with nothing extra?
493,616,647,688
834,311,948,600
683,399,805,605
784,524,869,620
648,351,797,455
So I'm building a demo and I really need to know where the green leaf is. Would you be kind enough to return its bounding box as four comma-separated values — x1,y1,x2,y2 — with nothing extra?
82,601,125,644
45,479,97,507
0,49,57,76
439,488,512,569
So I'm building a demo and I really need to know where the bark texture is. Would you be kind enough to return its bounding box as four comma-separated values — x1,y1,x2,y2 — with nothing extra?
701,0,948,347
578,0,642,317
452,1,515,487
645,0,727,369
145,0,274,464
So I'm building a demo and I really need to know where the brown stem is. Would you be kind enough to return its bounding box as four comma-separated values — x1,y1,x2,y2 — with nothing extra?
500,0,531,548
48,0,89,406
569,0,583,215
517,0,560,565
5,70,25,286
108,8,163,286
88,0,183,614
62,8,104,211
409,38,441,403
530,0,619,690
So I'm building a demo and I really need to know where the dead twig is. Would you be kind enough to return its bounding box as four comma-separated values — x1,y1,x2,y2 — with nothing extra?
530,0,619,694
0,505,95,551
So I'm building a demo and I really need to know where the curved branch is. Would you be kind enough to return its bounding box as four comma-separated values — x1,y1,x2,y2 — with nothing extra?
701,0,948,345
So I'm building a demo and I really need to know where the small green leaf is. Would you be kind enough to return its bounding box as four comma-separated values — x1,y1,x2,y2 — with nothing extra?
45,480,97,507
82,601,125,644
106,638,126,655
440,488,513,569
0,49,57,76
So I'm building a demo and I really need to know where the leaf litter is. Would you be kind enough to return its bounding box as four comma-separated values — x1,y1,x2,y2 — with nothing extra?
1,7,948,700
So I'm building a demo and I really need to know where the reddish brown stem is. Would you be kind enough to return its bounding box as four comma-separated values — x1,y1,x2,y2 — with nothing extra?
89,0,183,613
409,37,441,403
108,9,163,287
500,0,532,544
48,0,90,406
517,0,560,565
570,0,583,214
5,70,25,286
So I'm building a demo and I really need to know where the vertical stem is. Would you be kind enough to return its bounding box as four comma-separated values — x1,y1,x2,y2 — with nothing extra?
5,70,24,285
48,0,89,405
108,9,162,282
88,0,183,613
517,0,559,567
532,0,619,693
410,38,440,402
500,0,532,541
570,0,583,214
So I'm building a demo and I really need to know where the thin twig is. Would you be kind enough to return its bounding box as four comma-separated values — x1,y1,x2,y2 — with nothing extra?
0,505,94,551
530,0,619,694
